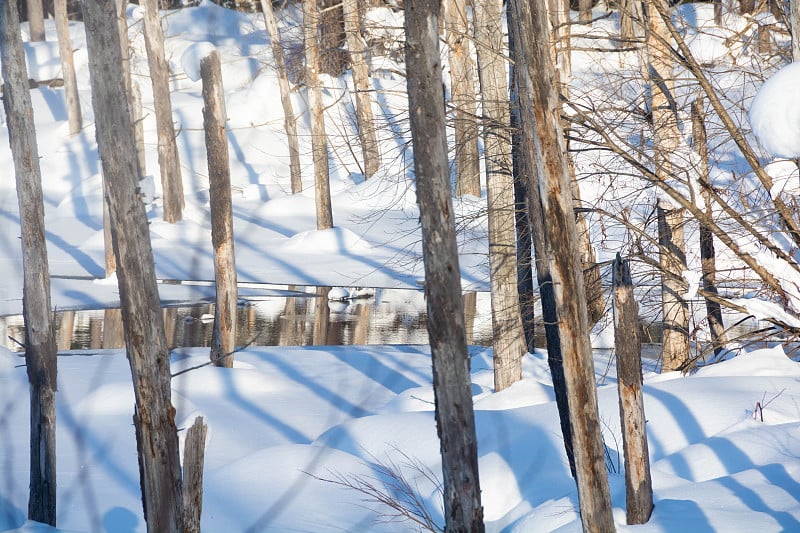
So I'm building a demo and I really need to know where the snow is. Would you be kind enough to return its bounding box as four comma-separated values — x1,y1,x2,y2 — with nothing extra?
2,2,800,532
749,62,800,157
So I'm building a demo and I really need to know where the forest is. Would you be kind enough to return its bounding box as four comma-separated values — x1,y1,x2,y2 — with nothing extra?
1,0,800,531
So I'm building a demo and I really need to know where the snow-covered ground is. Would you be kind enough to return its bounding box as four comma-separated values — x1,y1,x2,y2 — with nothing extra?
1,1,800,531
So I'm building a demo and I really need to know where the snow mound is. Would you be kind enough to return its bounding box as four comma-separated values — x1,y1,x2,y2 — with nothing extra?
282,227,373,253
180,41,217,82
694,346,800,378
749,62,800,157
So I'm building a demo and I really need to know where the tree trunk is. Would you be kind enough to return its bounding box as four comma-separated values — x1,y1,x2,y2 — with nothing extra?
508,3,576,479
320,0,347,75
691,96,727,358
81,2,185,531
343,0,380,179
202,50,238,369
260,0,302,193
404,0,485,529
613,255,653,525
1,0,58,524
791,0,800,60
508,0,616,529
27,0,46,41
54,0,81,135
304,0,334,229
182,416,207,533
473,0,526,391
313,286,331,345
643,0,690,372
579,0,593,23
141,0,184,223
444,0,481,197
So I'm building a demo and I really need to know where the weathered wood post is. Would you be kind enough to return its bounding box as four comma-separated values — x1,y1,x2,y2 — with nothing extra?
1,0,58,524
201,50,238,369
182,416,208,533
613,254,653,525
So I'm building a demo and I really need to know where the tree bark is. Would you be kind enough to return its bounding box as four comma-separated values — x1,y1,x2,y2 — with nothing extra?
27,0,46,41
141,0,184,223
202,50,238,369
444,0,481,197
81,2,185,530
473,0,526,391
508,0,615,529
613,255,653,525
182,416,207,533
508,2,576,479
304,0,334,229
643,0,690,372
792,0,800,60
260,0,302,193
691,96,727,358
404,0,485,529
1,0,58,524
54,0,82,135
579,0,593,23
343,0,380,179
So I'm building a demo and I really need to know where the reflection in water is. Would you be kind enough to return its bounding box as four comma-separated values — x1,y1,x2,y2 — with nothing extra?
0,287,493,352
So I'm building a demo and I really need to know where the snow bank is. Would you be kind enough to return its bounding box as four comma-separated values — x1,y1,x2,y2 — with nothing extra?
749,62,800,157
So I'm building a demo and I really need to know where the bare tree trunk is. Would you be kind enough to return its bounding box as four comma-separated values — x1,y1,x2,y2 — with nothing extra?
320,0,347,75
791,0,800,60
1,0,57,524
444,0,481,197
620,0,643,42
343,0,380,178
549,0,572,80
182,416,207,533
508,1,576,478
54,0,81,135
473,0,526,391
260,0,302,193
691,96,727,358
141,0,184,223
202,50,238,369
304,0,334,229
643,0,690,372
613,255,653,525
508,0,615,529
81,2,184,531
405,0,484,528
579,0,593,23
313,286,331,345
27,0,46,41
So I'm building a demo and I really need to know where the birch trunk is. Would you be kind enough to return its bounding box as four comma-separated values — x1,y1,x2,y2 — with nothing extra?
260,0,302,192
1,0,58,524
27,0,46,41
473,0,526,390
343,0,380,178
81,1,185,530
405,0,485,528
304,0,334,229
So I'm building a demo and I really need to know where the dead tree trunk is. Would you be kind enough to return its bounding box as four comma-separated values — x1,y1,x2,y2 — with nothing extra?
202,50,238,369
508,5,576,479
81,1,185,531
613,255,653,525
473,0,526,390
1,0,58,524
643,0,690,372
343,0,380,179
27,0,46,41
579,0,593,23
691,96,727,357
182,416,207,533
141,0,184,223
260,0,302,193
54,0,82,135
508,0,615,529
444,0,481,197
405,0,485,528
791,0,800,60
304,0,334,230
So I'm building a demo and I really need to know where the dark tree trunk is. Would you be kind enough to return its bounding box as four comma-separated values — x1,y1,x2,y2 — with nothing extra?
1,0,58,524
404,0,485,529
613,256,653,525
508,0,615,529
81,1,185,530
201,50,238,369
